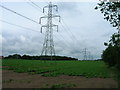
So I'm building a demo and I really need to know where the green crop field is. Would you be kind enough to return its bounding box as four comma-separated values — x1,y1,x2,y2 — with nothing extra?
2,59,112,78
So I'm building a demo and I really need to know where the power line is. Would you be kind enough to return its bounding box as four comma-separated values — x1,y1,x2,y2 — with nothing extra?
29,0,43,11
59,17,79,42
50,3,76,41
28,1,71,55
0,19,41,33
56,2,79,42
62,19,78,41
0,19,45,44
3,1,74,52
27,0,48,16
57,15,80,51
40,2,60,57
59,22,75,40
52,2,79,50
1,2,76,58
1,19,69,49
1,3,71,52
27,1,70,55
1,19,70,56
53,35,67,51
27,2,42,12
27,1,81,55
56,33,71,48
51,3,78,47
27,1,73,47
0,4,39,24
57,24,79,50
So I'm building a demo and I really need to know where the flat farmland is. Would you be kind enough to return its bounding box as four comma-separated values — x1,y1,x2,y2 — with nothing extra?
2,59,119,88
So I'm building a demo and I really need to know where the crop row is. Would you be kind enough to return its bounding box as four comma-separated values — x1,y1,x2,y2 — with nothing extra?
2,59,111,78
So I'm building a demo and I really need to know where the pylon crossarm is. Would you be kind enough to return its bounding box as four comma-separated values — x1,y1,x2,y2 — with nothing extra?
43,6,48,13
41,25,47,33
39,16,48,24
52,24,58,32
52,5,58,11
52,15,61,22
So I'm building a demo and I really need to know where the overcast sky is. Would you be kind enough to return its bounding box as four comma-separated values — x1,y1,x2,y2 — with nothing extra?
0,0,118,60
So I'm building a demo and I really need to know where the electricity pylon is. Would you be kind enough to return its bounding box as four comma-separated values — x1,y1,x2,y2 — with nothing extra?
83,48,87,60
39,2,60,57
81,48,93,60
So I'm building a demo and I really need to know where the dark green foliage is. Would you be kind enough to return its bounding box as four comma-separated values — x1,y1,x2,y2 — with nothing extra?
5,54,21,59
95,1,120,85
102,46,120,67
102,33,120,70
95,0,120,71
95,1,120,27
4,54,78,61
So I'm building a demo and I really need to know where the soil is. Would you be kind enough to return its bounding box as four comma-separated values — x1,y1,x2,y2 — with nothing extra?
2,69,119,88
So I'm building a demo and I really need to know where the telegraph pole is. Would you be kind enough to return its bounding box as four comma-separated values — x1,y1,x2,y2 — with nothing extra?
39,2,60,60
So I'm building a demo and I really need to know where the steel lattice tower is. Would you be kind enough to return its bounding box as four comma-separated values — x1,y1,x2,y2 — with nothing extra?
83,48,87,60
39,2,60,57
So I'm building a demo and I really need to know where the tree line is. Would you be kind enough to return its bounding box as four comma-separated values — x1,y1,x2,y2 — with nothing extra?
4,54,78,61
95,0,120,71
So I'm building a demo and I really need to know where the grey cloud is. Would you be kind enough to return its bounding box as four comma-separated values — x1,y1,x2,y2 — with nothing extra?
57,2,78,12
2,29,43,56
1,2,116,60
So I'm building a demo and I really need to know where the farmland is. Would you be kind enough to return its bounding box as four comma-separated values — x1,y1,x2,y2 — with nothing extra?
2,59,111,78
2,59,119,88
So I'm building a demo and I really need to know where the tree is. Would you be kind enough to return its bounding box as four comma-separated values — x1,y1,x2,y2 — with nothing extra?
95,0,120,28
4,54,21,59
95,0,120,70
102,33,120,69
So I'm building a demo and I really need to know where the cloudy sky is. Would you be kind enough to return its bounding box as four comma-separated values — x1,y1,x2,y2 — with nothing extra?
0,0,118,60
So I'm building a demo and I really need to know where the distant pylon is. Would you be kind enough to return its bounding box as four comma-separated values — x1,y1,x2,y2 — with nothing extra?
83,48,87,60
39,2,60,57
